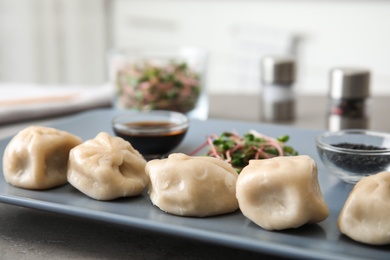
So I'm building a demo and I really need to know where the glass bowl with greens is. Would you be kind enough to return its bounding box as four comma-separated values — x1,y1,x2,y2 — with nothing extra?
111,47,208,120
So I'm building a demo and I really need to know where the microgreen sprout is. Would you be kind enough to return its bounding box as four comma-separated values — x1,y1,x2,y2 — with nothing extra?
190,129,298,173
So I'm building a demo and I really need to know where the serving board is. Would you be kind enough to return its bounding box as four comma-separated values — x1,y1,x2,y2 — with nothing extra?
0,108,389,260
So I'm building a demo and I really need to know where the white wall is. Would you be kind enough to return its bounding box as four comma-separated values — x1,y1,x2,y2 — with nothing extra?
112,0,390,96
1,0,389,96
0,0,107,86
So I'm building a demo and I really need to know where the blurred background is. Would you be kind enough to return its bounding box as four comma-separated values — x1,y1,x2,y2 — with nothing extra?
0,0,389,96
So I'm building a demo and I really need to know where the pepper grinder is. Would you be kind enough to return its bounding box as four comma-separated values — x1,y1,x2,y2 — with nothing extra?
260,55,296,123
327,68,370,131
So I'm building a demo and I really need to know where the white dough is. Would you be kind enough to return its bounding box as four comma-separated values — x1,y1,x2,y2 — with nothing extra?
67,132,147,200
145,153,239,217
338,171,390,245
236,155,329,230
2,126,82,190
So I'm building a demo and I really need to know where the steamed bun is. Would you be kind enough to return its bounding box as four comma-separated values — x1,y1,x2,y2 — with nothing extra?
236,155,329,230
338,171,390,245
2,126,82,190
67,132,147,200
145,153,239,217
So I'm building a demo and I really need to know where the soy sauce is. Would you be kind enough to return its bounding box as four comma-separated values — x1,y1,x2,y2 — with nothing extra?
113,121,187,156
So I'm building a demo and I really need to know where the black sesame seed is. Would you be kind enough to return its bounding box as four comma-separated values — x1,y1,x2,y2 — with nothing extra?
326,143,390,174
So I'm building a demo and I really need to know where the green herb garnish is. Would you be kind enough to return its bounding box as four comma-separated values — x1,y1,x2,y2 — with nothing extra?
190,130,298,173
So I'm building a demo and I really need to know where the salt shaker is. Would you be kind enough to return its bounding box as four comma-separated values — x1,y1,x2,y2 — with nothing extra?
260,55,296,122
327,68,370,131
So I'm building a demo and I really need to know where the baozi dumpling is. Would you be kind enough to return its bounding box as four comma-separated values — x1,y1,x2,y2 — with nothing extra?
236,155,329,230
67,132,147,200
338,171,390,245
2,126,82,190
145,153,239,217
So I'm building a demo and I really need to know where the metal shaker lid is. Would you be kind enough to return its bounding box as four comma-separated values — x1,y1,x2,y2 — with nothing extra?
261,56,296,85
329,68,370,99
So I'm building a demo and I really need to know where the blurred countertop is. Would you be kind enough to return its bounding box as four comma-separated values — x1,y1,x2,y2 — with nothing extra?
1,94,390,139
209,94,390,132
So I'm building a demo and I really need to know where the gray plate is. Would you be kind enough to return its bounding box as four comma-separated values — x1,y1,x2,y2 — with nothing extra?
0,109,389,260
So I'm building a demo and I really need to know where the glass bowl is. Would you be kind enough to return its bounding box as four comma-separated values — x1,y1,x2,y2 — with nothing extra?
316,129,390,184
112,110,189,160
109,46,209,120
